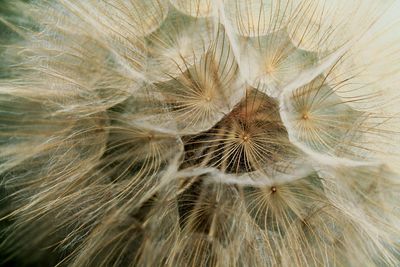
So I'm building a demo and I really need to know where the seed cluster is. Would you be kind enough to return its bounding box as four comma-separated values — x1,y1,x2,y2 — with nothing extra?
0,1,400,266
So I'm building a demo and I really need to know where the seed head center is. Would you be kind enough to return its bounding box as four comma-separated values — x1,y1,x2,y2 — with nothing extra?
147,133,155,141
241,133,250,142
265,64,275,75
204,94,212,102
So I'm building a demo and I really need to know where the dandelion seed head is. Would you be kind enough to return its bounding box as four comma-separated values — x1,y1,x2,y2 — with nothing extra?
1,0,400,266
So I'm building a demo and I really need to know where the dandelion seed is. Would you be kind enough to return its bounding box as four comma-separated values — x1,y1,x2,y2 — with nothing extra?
182,89,301,174
287,0,393,52
171,0,214,18
223,0,296,37
240,29,317,97
145,9,215,82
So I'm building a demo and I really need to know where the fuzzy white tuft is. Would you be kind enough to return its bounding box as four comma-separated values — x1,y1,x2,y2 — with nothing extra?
0,0,400,266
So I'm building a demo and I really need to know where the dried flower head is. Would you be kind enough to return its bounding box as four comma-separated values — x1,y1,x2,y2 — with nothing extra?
1,0,400,266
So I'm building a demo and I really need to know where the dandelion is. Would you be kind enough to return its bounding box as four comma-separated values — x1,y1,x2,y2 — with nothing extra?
0,0,400,266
